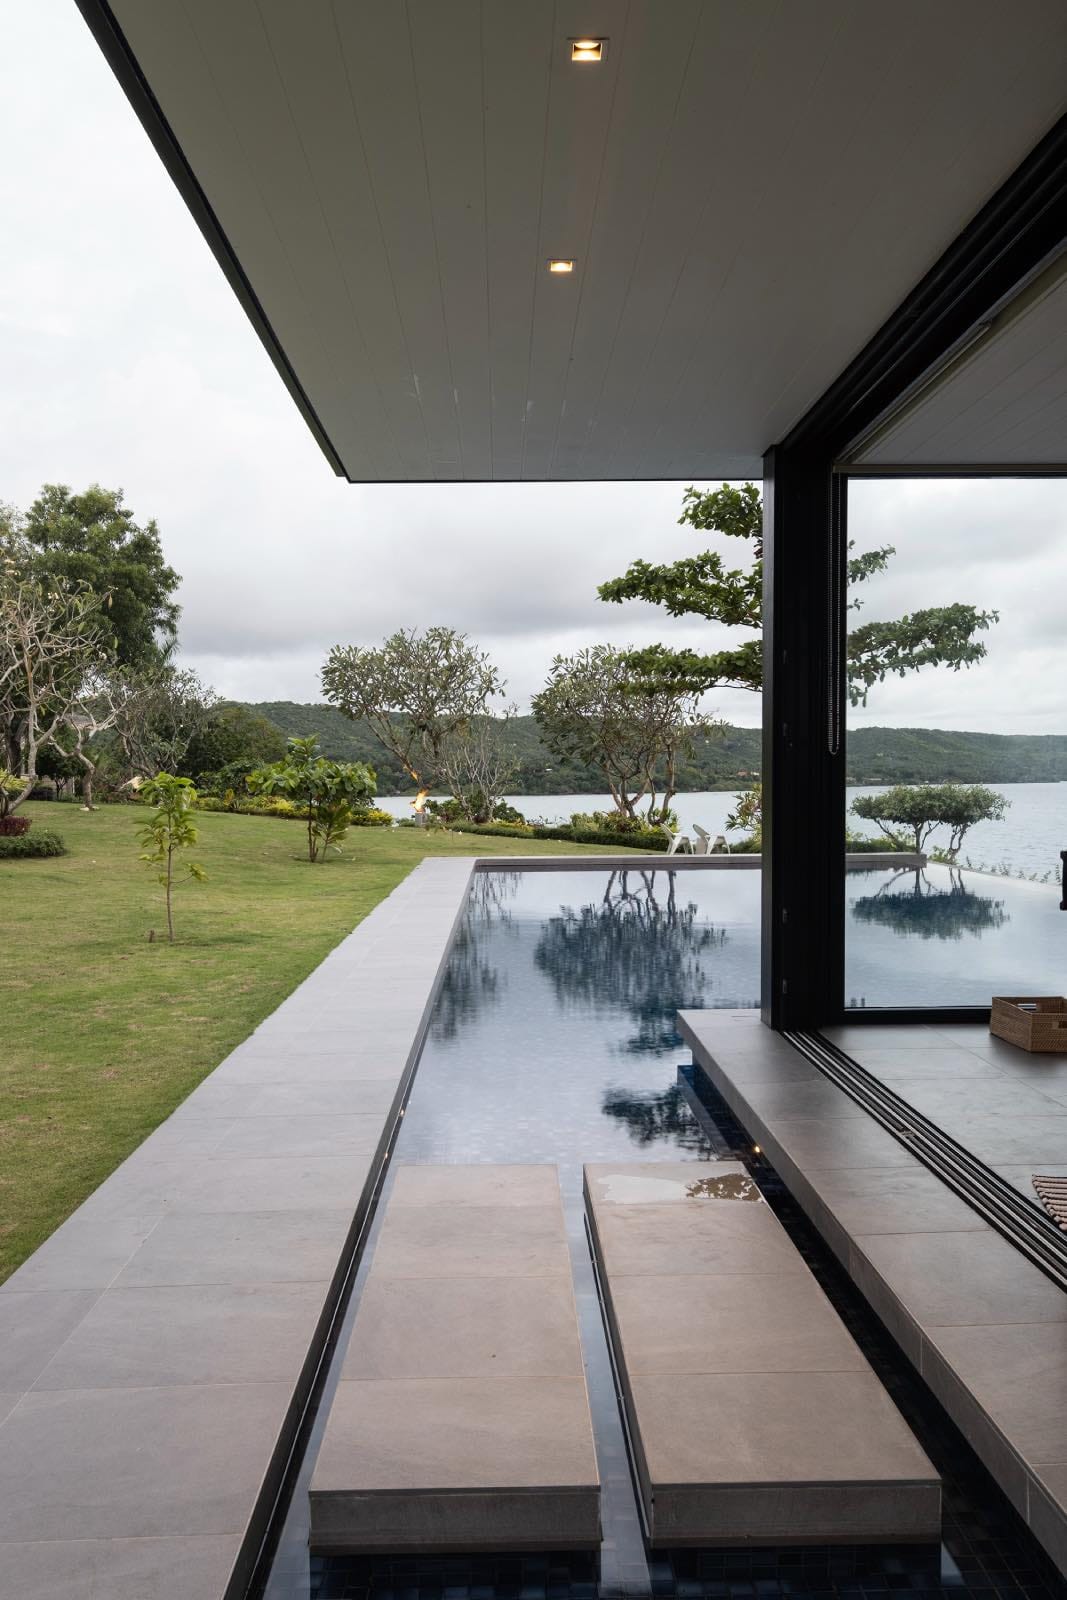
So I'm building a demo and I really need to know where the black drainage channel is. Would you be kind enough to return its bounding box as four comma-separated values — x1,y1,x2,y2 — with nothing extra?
784,1030,1067,1295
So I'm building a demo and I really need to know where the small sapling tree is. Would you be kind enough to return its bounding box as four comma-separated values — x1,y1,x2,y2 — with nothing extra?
247,735,376,862
138,773,206,942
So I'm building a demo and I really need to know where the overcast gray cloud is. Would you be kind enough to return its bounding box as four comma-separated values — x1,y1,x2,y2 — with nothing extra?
2,2,1066,735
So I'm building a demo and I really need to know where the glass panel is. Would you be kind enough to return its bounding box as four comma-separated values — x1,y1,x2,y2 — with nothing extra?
844,478,1067,1010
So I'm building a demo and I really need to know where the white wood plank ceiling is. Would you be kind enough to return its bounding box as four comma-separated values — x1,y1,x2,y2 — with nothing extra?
106,0,1067,481
852,264,1067,469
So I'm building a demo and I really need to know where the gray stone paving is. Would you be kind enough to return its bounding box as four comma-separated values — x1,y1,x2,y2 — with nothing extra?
585,1160,940,1547
680,1009,1067,1578
309,1163,600,1553
0,856,476,1600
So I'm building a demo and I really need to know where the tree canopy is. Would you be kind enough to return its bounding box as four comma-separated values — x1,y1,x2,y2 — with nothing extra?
850,782,1008,856
532,643,711,821
598,482,998,705
322,626,503,790
19,483,180,668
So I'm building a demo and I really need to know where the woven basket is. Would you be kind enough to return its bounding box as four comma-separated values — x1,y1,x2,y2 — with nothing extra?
990,996,1067,1053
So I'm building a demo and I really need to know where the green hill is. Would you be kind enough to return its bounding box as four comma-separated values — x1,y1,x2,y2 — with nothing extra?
245,703,1067,793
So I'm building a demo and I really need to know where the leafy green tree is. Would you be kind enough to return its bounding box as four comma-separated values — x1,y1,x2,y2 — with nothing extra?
181,704,286,779
598,482,997,704
725,783,762,846
21,483,180,668
321,627,503,794
850,782,1008,856
138,773,206,942
532,644,710,821
248,735,376,862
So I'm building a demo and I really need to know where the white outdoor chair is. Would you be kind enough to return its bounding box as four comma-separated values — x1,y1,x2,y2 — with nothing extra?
661,824,691,856
692,824,711,855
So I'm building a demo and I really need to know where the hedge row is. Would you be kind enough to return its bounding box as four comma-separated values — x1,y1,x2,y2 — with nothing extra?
194,796,393,827
445,821,671,851
0,829,67,859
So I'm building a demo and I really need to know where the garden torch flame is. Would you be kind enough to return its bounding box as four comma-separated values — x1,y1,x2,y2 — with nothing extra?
411,788,430,815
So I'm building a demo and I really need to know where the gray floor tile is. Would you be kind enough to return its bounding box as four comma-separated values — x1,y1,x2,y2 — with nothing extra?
992,1162,1067,1198
923,1321,1067,1462
0,1381,291,1539
853,1229,1067,1329
114,1208,354,1287
0,1216,158,1293
0,1290,100,1389
0,1535,241,1600
742,1079,872,1119
342,1275,583,1381
314,1375,598,1492
631,1369,936,1485
592,1201,806,1279
765,1116,919,1170
372,1203,571,1279
173,1152,375,1213
845,1047,1005,1082
32,1281,326,1389
214,1050,408,1083
802,1165,990,1235
209,1112,386,1159
943,1115,1067,1165
389,1162,562,1207
609,1272,868,1375
897,1078,1067,1121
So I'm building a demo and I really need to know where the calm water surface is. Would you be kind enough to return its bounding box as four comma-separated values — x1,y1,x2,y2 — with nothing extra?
295,865,1064,1600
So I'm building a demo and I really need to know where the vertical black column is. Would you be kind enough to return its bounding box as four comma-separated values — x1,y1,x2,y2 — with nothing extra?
761,448,847,1028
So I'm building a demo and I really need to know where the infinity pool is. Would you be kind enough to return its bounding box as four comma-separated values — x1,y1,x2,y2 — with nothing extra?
278,864,1063,1600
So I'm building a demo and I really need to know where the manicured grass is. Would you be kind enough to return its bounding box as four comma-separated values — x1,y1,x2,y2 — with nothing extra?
0,802,634,1283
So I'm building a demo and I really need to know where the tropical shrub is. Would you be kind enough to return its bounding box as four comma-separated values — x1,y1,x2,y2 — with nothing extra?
0,814,31,836
248,735,376,862
0,827,65,858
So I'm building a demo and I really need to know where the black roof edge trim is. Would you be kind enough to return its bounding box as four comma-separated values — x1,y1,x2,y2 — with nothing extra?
73,0,349,480
783,110,1067,462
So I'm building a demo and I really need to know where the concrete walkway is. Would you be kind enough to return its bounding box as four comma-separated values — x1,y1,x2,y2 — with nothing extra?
0,857,474,1600
310,1164,599,1553
680,1009,1067,1579
585,1160,940,1547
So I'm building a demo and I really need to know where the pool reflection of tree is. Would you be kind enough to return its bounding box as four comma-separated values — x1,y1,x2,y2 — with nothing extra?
600,1081,708,1153
533,868,726,1054
430,872,519,1042
850,867,1008,941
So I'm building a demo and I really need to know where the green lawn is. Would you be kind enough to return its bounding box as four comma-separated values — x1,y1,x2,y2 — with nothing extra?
0,802,632,1283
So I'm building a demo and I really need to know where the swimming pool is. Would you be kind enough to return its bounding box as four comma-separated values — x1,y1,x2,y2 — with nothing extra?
290,863,1064,1599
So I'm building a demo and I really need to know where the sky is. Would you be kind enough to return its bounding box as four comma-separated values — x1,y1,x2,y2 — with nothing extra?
1,2,1065,734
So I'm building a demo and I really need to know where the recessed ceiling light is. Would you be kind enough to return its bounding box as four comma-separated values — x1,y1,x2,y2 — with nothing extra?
570,38,605,62
547,258,575,274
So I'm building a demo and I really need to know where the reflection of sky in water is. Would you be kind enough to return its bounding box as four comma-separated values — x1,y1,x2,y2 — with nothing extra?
846,863,1067,1007
414,868,758,1181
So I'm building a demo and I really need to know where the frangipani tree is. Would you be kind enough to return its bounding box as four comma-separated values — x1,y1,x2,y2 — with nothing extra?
322,627,503,800
532,644,711,823
0,543,111,811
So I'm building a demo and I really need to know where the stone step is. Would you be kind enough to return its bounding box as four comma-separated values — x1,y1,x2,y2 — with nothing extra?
585,1161,941,1548
309,1164,600,1554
